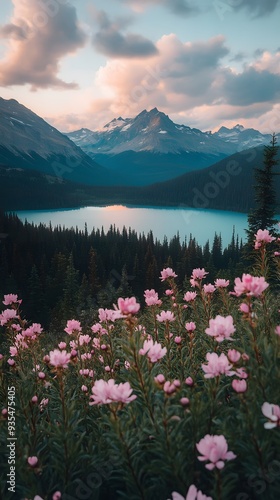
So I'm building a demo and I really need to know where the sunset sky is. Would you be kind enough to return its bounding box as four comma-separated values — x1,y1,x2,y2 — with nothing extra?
0,0,280,133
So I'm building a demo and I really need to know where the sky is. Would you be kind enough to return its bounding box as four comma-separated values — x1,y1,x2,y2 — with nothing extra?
0,0,280,133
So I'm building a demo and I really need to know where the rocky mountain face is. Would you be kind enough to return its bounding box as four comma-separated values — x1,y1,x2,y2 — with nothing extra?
67,107,238,156
0,97,117,186
213,124,274,150
66,108,276,186
1,98,276,189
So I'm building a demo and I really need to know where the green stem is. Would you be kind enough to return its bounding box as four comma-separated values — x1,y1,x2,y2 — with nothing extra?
58,370,69,487
111,409,145,500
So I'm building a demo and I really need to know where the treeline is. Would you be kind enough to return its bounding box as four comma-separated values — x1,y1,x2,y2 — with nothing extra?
0,211,246,331
1,145,280,213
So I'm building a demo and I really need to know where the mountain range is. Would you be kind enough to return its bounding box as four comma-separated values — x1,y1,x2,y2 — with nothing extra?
0,96,278,211
65,108,275,185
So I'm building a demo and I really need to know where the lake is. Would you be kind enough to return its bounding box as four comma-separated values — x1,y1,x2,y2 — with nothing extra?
15,205,251,248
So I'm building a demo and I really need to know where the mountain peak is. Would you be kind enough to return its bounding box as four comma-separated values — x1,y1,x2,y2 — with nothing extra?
149,107,160,114
233,124,245,131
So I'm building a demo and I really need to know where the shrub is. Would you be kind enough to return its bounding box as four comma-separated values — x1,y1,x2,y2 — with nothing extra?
0,230,280,499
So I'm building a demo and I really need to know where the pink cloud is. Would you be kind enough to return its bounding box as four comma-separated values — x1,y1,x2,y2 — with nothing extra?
0,0,87,89
80,35,280,133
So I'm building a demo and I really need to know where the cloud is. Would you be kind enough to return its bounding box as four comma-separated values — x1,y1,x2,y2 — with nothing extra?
91,34,229,113
229,52,246,62
0,23,27,40
0,0,87,89
92,10,158,58
119,0,199,15
82,34,280,133
223,67,280,106
232,0,280,17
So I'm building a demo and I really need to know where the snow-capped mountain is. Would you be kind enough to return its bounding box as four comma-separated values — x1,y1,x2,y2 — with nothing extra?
66,108,238,156
213,124,273,150
65,108,278,186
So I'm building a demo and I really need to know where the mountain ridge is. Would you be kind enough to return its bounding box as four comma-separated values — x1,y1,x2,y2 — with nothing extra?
0,97,120,186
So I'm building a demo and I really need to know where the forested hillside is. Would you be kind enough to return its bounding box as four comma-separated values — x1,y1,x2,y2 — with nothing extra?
1,144,280,213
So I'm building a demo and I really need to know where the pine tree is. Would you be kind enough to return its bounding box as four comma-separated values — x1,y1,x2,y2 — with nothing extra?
88,247,100,297
247,133,279,241
61,253,80,321
116,265,133,298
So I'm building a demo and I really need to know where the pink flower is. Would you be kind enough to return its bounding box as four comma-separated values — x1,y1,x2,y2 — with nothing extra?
261,402,280,429
154,374,165,384
7,359,15,366
185,322,196,332
196,434,236,470
3,294,21,305
31,396,38,403
174,336,182,344
227,349,241,363
202,352,235,378
79,334,91,345
156,310,175,322
117,297,140,315
139,339,167,363
163,381,177,394
64,319,82,335
233,274,269,297
165,289,174,296
254,229,276,249
38,372,45,379
183,291,197,302
89,379,116,405
170,486,212,500
275,326,280,336
0,309,18,326
203,284,216,294
11,323,21,332
191,268,208,280
144,289,162,306
180,397,190,406
113,381,137,403
81,385,88,392
214,279,229,288
89,379,136,405
58,342,67,350
23,324,42,338
185,377,194,386
205,315,235,342
189,485,212,500
9,346,18,357
49,349,71,369
29,323,43,335
235,367,248,379
98,308,117,322
27,456,38,467
52,492,62,500
239,302,250,314
232,379,247,393
160,267,178,281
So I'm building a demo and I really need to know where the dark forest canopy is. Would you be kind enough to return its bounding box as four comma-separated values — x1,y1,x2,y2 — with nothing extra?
0,211,245,330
